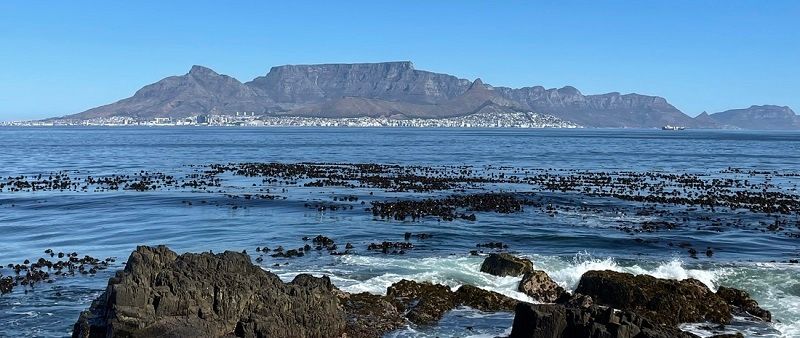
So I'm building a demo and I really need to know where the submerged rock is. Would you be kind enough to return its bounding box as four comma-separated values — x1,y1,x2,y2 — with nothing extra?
72,245,346,338
517,270,566,303
575,270,732,326
480,253,533,277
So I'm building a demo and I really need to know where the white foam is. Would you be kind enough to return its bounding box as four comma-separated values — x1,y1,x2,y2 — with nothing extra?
529,252,724,291
269,253,797,337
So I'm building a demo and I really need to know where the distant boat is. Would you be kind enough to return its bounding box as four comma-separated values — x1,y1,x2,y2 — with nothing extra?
662,125,685,131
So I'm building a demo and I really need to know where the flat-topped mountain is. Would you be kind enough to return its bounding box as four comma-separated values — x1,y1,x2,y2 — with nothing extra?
58,62,794,129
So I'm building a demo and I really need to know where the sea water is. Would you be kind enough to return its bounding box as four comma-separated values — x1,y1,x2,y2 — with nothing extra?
0,127,798,337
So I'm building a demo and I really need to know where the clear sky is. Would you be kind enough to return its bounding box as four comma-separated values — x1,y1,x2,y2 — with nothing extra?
1,1,798,121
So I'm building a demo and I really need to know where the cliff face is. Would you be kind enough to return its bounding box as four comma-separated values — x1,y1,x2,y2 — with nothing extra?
246,61,472,105
62,62,793,129
707,105,800,130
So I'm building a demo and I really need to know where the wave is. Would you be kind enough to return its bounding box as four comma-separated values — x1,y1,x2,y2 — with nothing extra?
273,252,798,337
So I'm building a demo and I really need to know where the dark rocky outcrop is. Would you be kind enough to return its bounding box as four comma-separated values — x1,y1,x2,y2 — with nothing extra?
72,245,346,338
518,270,566,303
386,279,520,325
508,302,701,338
716,286,772,321
338,292,405,338
480,253,534,277
386,279,456,325
454,284,518,312
72,246,525,338
575,270,732,326
507,270,772,338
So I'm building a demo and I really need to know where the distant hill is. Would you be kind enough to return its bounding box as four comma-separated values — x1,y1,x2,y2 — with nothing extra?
704,105,800,130
57,62,795,129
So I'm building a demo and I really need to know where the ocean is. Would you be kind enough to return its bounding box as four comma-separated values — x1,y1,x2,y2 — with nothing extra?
0,127,798,337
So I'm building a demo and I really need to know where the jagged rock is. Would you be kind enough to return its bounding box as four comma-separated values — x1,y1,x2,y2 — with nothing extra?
575,270,732,326
71,245,346,338
386,279,455,325
517,270,566,303
507,302,700,338
709,334,744,338
454,284,519,312
716,286,772,321
480,253,534,277
338,292,405,338
385,279,519,325
555,292,594,309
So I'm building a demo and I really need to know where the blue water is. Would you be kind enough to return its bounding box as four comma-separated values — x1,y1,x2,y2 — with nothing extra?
0,127,799,337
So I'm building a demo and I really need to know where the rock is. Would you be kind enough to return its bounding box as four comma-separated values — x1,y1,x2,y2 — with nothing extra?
71,245,346,338
454,284,518,312
709,334,744,338
517,270,566,303
480,253,533,277
508,302,700,338
386,279,455,325
508,303,567,338
338,292,405,338
555,292,593,309
716,286,772,321
384,279,520,325
574,270,732,326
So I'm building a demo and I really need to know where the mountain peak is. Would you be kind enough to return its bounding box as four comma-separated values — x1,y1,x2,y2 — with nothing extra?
468,78,487,91
557,86,581,96
188,65,219,76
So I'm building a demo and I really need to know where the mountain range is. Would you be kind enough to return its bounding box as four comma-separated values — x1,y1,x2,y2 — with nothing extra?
59,61,798,129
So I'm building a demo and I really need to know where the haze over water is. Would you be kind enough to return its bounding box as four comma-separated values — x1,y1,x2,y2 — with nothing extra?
1,127,799,337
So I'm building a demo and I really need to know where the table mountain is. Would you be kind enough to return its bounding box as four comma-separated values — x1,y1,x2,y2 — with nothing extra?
58,62,794,129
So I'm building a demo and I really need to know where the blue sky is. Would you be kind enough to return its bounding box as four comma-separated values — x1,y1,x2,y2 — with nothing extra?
1,1,798,121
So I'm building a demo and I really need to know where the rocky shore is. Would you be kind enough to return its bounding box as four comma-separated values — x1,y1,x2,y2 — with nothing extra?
72,247,769,338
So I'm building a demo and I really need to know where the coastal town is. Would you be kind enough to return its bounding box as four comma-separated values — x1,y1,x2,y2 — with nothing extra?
1,111,581,128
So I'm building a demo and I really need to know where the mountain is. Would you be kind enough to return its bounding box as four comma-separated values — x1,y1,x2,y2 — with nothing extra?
494,86,700,128
705,105,800,130
73,66,268,119
58,62,792,129
246,61,470,105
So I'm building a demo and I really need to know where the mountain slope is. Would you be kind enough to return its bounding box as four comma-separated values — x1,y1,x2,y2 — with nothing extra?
707,105,800,130
494,85,702,128
65,66,269,119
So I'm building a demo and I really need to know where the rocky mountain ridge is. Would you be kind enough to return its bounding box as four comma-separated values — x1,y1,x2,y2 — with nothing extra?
59,62,797,129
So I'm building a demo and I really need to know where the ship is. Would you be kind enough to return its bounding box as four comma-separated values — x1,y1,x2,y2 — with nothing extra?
662,125,685,131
